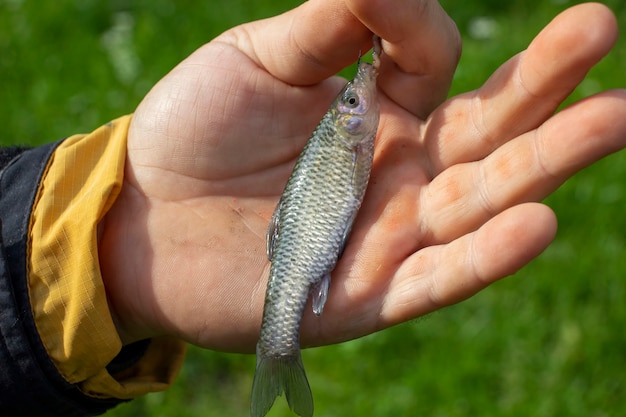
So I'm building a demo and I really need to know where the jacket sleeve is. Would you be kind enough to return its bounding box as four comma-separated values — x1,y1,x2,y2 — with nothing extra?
0,115,187,417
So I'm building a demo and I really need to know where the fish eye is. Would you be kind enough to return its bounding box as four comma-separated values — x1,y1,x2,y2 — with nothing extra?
344,94,359,108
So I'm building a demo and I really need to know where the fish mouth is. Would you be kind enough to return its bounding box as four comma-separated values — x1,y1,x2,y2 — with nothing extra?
357,61,376,78
359,34,382,78
355,62,378,90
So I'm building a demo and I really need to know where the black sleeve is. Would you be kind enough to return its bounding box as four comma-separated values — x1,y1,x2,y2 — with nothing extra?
0,146,32,170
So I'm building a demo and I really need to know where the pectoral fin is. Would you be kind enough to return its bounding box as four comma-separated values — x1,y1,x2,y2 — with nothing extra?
266,198,282,261
339,210,358,260
350,150,359,197
350,142,371,199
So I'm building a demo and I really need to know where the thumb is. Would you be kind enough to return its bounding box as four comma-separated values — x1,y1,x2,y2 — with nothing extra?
216,0,459,96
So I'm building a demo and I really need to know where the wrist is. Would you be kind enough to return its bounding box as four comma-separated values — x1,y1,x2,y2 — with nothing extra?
98,187,160,346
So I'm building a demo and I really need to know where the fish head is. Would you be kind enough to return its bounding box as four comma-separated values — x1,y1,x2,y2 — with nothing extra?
334,62,379,145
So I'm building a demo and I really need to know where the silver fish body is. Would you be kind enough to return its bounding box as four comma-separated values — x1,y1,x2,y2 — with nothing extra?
251,45,381,417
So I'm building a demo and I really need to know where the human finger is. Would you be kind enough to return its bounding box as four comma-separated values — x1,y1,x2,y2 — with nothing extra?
421,89,626,245
217,0,460,107
378,202,557,327
426,3,618,173
299,202,556,346
347,0,461,118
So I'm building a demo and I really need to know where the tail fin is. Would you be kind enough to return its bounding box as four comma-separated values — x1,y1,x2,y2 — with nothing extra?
250,353,313,417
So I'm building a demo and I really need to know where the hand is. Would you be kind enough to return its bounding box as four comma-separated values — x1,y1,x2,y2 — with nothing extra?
99,0,626,352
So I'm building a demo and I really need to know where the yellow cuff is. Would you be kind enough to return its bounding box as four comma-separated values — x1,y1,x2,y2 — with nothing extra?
28,115,186,399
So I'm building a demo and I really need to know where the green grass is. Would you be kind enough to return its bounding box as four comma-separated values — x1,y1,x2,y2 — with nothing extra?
2,0,625,416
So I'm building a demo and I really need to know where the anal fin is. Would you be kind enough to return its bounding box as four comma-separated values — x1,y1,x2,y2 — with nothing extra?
311,274,331,316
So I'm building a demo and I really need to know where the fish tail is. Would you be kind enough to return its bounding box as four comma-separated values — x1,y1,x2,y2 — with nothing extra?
250,352,313,417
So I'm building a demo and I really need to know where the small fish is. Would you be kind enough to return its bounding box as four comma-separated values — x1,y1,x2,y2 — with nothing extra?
251,36,382,417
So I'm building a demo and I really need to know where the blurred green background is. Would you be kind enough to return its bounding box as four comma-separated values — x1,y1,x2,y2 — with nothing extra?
2,0,625,416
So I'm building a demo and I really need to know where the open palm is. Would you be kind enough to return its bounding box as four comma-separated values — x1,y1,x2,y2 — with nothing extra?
99,1,626,353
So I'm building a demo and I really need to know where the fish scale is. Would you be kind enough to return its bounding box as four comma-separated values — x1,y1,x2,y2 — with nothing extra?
251,36,381,417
